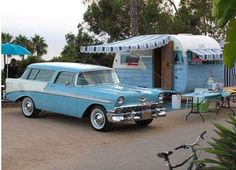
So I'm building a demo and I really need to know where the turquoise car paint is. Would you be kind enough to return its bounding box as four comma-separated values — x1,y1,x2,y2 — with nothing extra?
6,62,164,121
28,62,112,73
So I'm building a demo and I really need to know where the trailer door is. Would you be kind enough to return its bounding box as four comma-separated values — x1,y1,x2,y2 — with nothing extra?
161,41,173,89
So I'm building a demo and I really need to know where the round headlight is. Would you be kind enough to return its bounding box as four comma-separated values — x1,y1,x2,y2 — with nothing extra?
158,93,164,102
116,96,125,106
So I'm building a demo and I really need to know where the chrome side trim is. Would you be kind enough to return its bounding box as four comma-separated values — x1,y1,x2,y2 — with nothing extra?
6,90,112,104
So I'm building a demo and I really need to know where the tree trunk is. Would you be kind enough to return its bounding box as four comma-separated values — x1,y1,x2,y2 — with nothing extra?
130,0,138,36
167,0,178,14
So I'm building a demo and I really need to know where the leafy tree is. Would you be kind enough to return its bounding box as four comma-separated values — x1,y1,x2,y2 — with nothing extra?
84,0,131,40
212,0,236,68
175,0,226,39
83,0,177,40
1,33,13,43
57,24,114,67
139,0,175,34
83,0,225,40
31,34,48,59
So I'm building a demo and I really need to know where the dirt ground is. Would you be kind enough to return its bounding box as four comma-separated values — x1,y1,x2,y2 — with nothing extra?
2,102,235,170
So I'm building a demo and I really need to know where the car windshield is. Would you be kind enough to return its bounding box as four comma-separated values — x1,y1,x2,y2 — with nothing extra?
77,70,120,85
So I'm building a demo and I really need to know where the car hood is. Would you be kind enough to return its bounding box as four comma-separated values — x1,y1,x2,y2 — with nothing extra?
79,84,160,105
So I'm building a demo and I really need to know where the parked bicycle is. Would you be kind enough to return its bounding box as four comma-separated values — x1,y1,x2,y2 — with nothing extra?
157,131,206,170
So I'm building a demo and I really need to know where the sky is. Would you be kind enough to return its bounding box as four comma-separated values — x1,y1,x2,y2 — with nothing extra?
1,0,87,61
1,0,181,64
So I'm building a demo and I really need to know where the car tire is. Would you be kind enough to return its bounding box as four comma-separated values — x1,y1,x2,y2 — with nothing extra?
135,119,153,127
90,106,111,132
21,97,39,118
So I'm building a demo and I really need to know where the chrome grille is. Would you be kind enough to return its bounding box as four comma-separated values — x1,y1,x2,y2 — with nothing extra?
115,103,160,113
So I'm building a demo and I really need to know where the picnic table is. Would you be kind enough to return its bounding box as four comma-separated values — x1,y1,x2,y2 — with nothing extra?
224,86,236,102
182,92,221,122
224,86,236,93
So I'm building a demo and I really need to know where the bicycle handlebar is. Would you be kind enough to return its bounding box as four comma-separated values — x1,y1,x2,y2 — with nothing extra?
200,131,207,140
175,144,186,150
174,131,206,151
158,131,207,169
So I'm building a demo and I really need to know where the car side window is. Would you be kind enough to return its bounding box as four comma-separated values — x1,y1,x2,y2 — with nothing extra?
55,72,75,86
35,69,55,82
28,69,39,80
77,73,89,85
21,68,31,79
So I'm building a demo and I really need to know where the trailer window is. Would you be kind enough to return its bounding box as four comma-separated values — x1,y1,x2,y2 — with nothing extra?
187,51,223,64
174,51,184,65
120,54,139,66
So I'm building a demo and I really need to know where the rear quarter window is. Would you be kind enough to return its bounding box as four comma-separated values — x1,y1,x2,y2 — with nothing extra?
28,69,39,80
55,72,75,85
21,68,31,79
34,69,55,82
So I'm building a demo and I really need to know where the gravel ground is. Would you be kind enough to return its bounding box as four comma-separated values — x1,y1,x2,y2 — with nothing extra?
2,103,235,170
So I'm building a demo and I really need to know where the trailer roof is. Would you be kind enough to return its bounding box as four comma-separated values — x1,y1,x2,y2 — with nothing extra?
169,35,221,52
80,34,221,54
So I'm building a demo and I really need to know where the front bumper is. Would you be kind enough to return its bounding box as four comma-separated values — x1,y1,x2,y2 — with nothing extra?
107,107,166,123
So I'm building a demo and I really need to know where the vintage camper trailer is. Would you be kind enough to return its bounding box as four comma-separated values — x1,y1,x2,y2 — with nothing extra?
81,34,223,93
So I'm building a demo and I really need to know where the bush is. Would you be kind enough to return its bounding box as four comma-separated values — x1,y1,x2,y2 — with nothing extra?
201,116,236,170
17,56,44,76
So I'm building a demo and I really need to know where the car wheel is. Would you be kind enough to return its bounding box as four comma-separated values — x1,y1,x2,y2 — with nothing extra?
21,97,39,118
90,106,111,131
135,119,153,127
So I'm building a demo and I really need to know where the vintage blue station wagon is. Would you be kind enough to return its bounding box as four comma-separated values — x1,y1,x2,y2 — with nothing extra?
6,62,165,131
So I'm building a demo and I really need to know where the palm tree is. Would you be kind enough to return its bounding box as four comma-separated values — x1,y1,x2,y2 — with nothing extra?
13,34,34,55
1,33,13,43
31,34,48,58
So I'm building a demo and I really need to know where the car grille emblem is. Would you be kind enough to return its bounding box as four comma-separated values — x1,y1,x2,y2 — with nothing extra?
138,97,147,102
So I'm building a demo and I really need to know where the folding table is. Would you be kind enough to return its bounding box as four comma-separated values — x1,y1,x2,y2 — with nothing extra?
182,92,221,122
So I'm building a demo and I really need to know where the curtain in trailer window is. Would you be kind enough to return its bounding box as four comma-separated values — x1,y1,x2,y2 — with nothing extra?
174,51,184,65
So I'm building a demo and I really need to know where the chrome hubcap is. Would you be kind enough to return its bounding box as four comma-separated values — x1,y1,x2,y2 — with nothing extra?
91,109,105,129
95,113,104,125
22,98,34,116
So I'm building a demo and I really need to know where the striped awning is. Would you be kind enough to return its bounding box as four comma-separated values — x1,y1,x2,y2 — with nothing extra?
80,35,170,53
188,49,223,60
